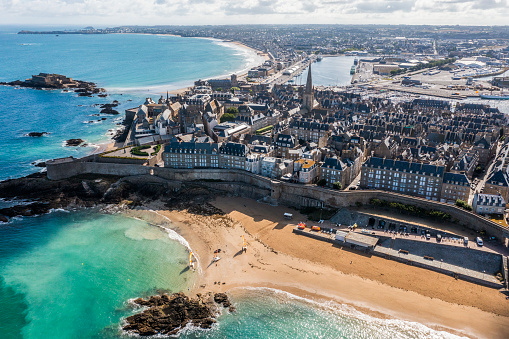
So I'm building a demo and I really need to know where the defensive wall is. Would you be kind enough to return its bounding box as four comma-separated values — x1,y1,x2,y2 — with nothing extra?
46,158,509,242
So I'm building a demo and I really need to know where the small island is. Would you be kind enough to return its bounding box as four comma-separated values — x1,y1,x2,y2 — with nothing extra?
0,73,105,97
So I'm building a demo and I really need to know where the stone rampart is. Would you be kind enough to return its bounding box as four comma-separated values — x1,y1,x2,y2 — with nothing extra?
46,159,509,241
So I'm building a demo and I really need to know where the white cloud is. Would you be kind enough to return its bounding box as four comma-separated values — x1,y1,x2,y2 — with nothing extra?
0,0,508,25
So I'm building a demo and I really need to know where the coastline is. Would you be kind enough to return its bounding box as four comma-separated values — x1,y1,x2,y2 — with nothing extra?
102,34,267,96
85,34,267,155
122,197,509,339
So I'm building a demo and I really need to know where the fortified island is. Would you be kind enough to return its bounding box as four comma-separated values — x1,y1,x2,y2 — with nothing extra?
0,72,106,96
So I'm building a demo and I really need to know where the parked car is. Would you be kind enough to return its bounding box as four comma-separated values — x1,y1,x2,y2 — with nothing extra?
476,237,483,246
426,233,431,240
463,237,468,246
436,234,442,242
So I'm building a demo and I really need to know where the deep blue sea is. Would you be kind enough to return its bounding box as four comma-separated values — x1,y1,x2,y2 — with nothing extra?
0,29,262,180
0,28,465,338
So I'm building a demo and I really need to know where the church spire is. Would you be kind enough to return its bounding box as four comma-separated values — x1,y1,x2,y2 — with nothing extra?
305,62,313,94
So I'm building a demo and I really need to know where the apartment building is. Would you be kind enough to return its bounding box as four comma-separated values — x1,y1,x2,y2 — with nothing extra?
440,172,471,204
360,157,444,200
163,139,220,169
319,157,349,188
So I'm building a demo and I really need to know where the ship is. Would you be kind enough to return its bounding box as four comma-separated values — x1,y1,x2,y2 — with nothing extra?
480,94,509,100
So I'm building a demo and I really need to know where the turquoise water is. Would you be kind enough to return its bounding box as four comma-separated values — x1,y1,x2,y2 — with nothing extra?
182,288,462,339
0,211,193,339
0,30,262,180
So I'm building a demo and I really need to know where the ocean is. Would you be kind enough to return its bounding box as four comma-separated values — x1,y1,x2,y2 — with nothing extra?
0,29,263,180
0,28,466,338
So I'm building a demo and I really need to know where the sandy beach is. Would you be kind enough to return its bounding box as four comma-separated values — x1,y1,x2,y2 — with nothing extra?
122,196,509,339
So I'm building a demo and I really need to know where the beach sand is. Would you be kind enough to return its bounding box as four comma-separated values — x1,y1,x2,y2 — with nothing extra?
124,197,509,339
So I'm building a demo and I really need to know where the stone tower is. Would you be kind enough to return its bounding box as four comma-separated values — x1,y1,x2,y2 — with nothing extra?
303,62,314,111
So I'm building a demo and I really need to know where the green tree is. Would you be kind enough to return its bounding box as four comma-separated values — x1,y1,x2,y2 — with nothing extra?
317,179,327,187
230,87,240,93
226,107,239,114
455,199,473,211
220,113,236,123
332,182,342,190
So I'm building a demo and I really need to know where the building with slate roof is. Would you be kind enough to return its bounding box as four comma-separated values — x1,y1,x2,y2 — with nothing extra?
319,157,349,188
484,170,509,207
289,118,330,147
360,157,444,200
218,142,249,170
472,193,505,215
440,172,471,204
163,139,220,169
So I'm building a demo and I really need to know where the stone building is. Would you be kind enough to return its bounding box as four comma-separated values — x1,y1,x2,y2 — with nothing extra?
360,157,444,201
440,172,471,204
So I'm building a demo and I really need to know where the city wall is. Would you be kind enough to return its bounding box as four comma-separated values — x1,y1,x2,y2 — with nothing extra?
46,160,509,241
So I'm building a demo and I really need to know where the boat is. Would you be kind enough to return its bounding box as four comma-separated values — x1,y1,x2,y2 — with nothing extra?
354,58,358,65
350,66,356,75
316,55,322,62
480,94,509,100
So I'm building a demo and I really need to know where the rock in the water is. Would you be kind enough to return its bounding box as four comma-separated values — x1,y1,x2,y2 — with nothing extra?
32,161,46,168
0,215,8,223
100,107,119,114
123,292,233,336
65,138,85,146
27,132,48,137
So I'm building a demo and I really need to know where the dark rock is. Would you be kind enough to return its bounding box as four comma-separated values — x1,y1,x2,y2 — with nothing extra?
0,215,8,223
65,139,85,146
124,292,221,336
32,161,46,168
100,107,119,115
100,103,119,109
98,94,107,97
27,132,48,137
214,292,231,308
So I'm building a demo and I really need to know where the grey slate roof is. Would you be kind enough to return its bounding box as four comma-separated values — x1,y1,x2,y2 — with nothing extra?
363,157,445,177
486,170,509,187
443,172,470,186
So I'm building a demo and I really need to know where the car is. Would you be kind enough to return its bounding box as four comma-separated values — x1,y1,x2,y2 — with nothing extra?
436,234,442,242
476,237,483,246
463,237,468,246
426,233,431,240
421,230,426,236
411,227,418,233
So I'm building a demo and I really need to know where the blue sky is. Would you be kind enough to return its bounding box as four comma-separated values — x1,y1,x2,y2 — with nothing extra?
0,0,508,26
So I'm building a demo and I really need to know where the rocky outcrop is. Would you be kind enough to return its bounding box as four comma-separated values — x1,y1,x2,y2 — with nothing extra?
0,173,221,222
123,292,233,336
27,132,48,137
0,73,105,97
0,173,126,220
65,139,85,146
99,102,120,114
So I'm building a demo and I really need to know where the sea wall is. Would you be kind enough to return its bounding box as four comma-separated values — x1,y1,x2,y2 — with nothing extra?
46,160,509,241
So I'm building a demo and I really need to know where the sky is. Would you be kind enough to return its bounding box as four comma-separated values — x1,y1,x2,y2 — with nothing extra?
0,0,508,26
